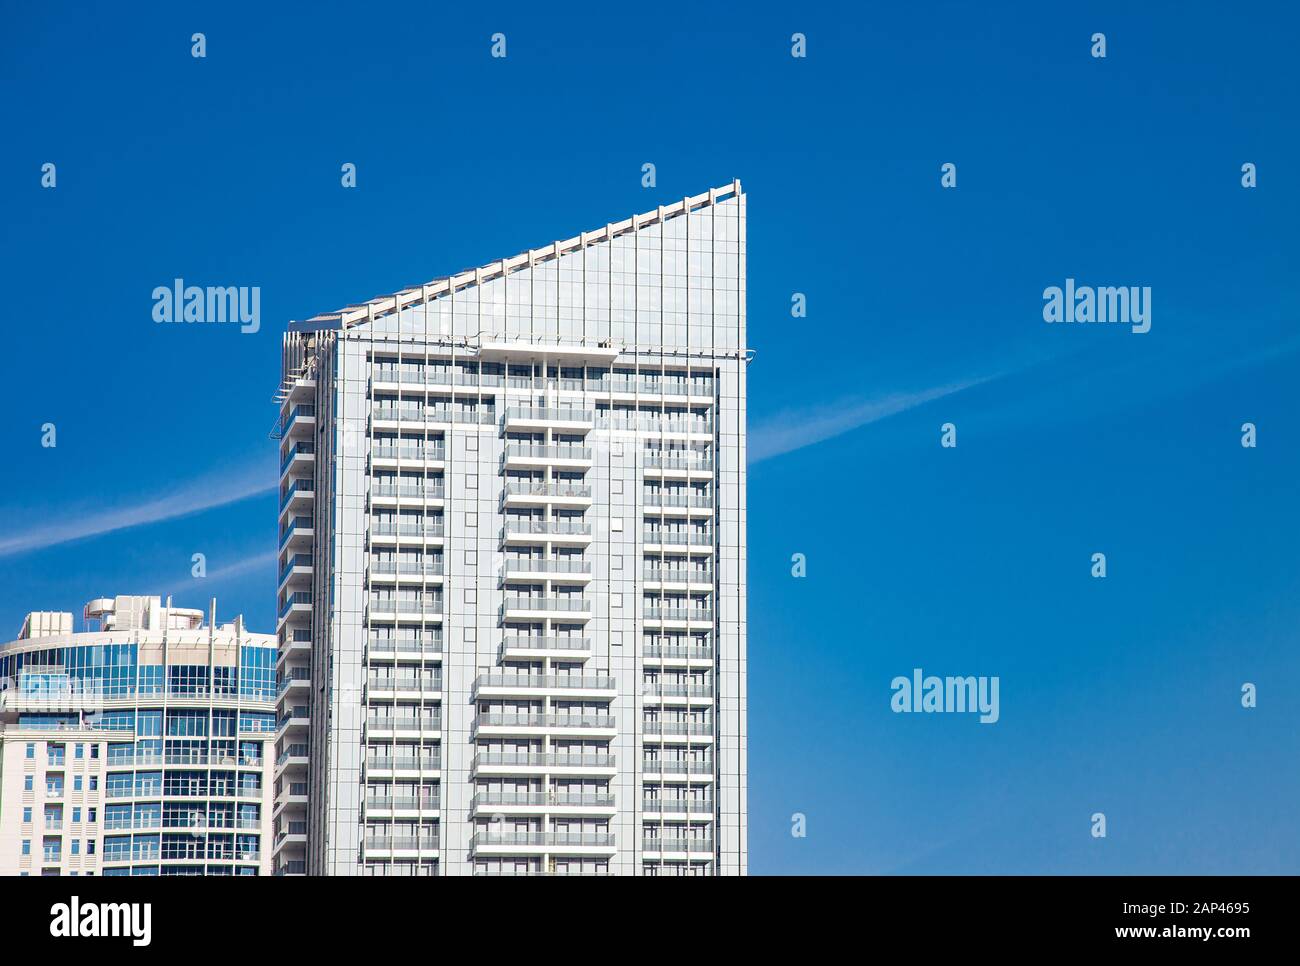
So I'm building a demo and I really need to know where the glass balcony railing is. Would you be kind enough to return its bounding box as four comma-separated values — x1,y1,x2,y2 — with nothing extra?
474,673,614,691
503,481,593,500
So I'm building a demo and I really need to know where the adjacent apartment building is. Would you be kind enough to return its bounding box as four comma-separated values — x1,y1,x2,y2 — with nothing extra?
272,181,748,875
0,595,278,875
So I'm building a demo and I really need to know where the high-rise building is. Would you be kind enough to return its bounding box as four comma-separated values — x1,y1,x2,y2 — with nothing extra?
273,181,747,876
0,595,278,876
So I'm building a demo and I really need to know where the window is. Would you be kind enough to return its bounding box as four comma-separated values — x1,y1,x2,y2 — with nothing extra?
90,744,99,760
24,776,33,792
89,777,98,791
21,841,30,856
88,808,97,823
87,840,96,855
72,841,80,856
75,743,84,760
72,808,81,823
73,776,82,792
25,742,35,759
22,807,32,823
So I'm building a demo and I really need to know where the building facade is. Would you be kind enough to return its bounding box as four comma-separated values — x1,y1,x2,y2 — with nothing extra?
273,182,747,875
0,596,278,876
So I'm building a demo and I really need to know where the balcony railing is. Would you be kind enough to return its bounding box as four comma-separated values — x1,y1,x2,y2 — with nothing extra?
278,593,312,619
503,481,592,500
643,838,714,853
643,799,714,814
504,406,594,424
366,599,444,616
642,453,714,471
642,759,714,774
368,368,713,398
501,558,592,576
472,792,615,809
371,405,495,426
272,404,316,438
365,756,441,772
365,795,440,811
369,559,444,577
642,681,714,698
278,553,313,584
370,522,445,539
473,752,615,770
503,444,592,462
642,644,714,660
642,492,713,509
278,480,314,511
502,519,591,538
499,636,590,654
643,568,714,583
597,415,713,434
366,715,442,732
279,443,315,473
473,713,614,730
475,674,614,691
642,607,714,622
371,444,447,462
370,483,446,501
367,636,443,655
363,836,437,851
365,676,443,693
643,720,713,736
643,530,714,547
501,597,591,614
471,831,614,849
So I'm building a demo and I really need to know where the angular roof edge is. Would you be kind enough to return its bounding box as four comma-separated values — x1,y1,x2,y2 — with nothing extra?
289,179,742,334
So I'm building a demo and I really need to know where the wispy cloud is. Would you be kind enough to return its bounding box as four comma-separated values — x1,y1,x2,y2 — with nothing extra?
0,464,275,558
749,376,998,464
161,549,278,600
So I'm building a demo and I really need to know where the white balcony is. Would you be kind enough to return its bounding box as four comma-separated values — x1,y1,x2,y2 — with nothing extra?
279,444,316,480
473,673,615,700
364,676,442,700
470,831,615,856
472,752,617,778
502,407,595,433
365,715,442,739
369,522,445,547
502,444,592,471
498,636,591,662
472,712,616,739
641,759,715,781
470,792,616,817
641,838,714,859
370,445,446,469
641,799,715,821
500,557,593,583
501,519,592,546
500,596,592,623
369,483,446,508
502,481,593,509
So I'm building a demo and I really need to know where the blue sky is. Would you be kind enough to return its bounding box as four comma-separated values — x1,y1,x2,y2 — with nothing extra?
2,2,1298,873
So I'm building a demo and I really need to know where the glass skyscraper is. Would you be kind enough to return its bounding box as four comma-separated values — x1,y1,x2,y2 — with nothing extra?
273,181,747,875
